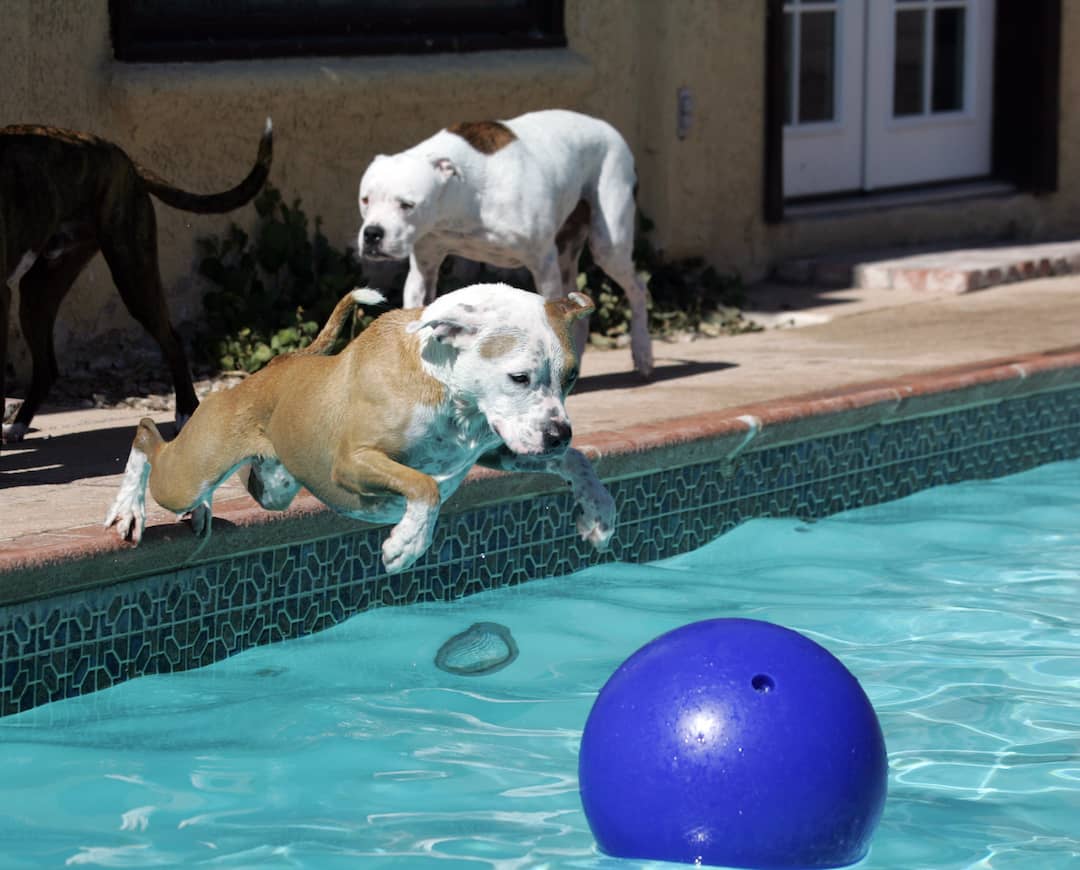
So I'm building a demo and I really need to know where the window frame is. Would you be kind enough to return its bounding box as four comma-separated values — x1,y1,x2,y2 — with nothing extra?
109,0,566,63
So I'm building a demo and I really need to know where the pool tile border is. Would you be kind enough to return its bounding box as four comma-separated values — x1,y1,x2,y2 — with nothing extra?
2,346,1080,716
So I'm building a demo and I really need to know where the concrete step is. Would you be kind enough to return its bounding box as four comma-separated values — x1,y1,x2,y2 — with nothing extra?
776,240,1080,293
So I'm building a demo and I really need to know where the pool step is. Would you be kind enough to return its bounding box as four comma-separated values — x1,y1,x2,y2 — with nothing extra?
776,240,1080,293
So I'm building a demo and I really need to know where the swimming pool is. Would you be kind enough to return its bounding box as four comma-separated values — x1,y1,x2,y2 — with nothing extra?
2,458,1078,868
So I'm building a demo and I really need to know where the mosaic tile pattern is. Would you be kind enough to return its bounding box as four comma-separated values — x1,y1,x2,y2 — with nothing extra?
3,385,1079,717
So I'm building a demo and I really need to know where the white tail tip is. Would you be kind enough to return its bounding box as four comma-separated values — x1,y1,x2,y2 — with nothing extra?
351,287,386,306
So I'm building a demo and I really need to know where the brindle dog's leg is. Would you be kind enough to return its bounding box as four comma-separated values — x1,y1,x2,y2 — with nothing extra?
7,238,99,438
97,186,198,433
1,258,10,441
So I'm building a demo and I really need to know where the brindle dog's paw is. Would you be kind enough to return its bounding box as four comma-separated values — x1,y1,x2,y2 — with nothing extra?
1,421,29,443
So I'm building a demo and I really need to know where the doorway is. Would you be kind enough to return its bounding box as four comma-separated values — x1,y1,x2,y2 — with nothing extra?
782,0,996,199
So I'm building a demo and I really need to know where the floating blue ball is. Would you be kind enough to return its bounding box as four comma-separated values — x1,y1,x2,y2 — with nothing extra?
578,618,887,869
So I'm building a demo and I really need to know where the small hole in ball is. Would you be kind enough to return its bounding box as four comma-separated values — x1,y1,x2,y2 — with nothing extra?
751,673,775,693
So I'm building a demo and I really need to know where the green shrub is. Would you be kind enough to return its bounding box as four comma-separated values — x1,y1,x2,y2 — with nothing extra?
196,186,371,372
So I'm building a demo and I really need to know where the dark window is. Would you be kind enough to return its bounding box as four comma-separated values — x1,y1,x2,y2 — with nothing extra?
993,0,1061,193
109,0,566,62
931,6,966,113
796,9,836,124
892,8,925,117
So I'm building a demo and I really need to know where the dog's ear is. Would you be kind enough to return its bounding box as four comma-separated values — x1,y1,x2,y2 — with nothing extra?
407,306,483,350
432,157,461,182
547,291,595,323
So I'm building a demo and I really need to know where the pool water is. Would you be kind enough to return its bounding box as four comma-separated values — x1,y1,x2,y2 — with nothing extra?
3,459,1080,868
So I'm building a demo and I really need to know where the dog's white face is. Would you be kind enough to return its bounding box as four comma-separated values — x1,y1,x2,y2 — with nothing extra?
408,284,593,457
358,153,456,261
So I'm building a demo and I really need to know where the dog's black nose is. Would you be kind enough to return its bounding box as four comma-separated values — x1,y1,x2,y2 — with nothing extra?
542,420,572,451
363,225,385,246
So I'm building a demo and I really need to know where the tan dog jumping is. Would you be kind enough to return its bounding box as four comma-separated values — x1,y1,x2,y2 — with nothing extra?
105,283,615,572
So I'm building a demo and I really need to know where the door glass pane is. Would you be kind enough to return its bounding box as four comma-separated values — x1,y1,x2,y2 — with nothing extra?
932,6,966,112
799,10,836,123
893,8,926,116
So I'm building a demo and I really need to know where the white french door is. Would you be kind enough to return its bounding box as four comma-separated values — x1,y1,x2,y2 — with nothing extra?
782,0,865,197
782,0,996,198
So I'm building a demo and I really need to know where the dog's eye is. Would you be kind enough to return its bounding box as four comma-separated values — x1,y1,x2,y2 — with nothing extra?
360,196,369,207
508,372,531,386
399,199,415,211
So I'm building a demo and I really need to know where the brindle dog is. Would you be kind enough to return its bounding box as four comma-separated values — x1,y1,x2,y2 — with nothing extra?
1,120,272,443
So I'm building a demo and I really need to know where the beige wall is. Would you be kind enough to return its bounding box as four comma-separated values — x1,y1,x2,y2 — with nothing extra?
3,0,1080,383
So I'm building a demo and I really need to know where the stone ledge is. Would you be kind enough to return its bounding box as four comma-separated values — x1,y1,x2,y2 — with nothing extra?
777,241,1080,293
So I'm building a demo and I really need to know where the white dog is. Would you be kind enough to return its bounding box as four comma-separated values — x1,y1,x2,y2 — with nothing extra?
357,109,653,377
105,283,616,573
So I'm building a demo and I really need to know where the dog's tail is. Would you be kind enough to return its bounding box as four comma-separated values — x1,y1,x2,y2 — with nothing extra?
288,288,386,359
137,118,273,214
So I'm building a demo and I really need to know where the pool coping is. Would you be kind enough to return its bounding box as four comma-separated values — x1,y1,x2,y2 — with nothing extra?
3,343,1079,608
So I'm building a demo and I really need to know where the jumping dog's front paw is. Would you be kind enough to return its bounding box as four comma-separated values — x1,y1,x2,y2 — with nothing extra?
381,533,425,573
381,503,437,573
576,486,616,551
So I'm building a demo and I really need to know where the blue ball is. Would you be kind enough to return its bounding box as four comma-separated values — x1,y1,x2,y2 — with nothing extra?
579,618,887,869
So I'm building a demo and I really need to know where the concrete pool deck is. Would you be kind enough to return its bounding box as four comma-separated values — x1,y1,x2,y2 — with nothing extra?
3,271,1080,603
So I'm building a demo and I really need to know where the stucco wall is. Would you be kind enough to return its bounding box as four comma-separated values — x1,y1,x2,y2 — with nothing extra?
633,2,769,269
3,1,1080,386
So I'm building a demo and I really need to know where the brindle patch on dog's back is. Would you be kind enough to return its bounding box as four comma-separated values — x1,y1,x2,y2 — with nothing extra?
556,199,591,287
555,200,591,254
446,120,517,154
